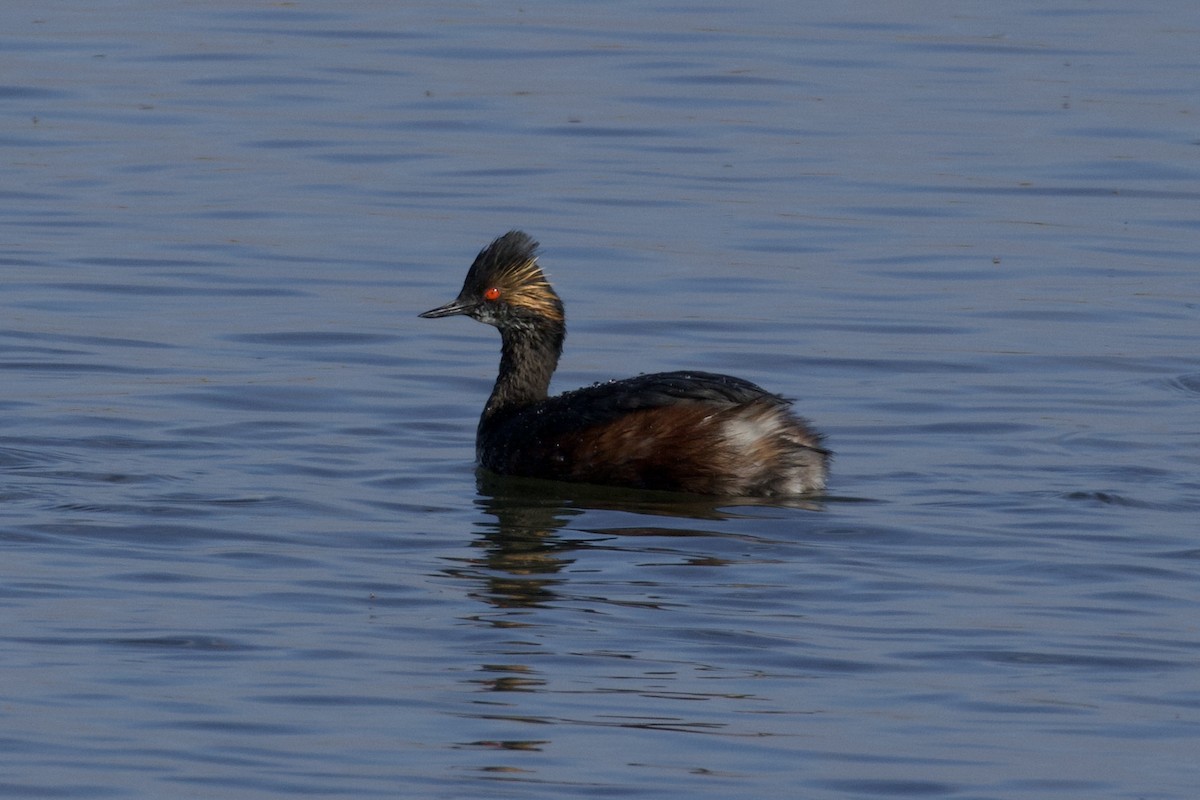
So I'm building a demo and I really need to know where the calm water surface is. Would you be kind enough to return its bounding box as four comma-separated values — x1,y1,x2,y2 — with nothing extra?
3,2,1199,798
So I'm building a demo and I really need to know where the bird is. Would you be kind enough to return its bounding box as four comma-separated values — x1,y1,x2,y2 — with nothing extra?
419,231,829,496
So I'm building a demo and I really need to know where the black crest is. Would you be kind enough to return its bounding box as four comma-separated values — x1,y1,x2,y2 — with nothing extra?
466,230,541,288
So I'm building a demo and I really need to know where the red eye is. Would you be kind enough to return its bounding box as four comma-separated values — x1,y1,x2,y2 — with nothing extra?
484,287,502,301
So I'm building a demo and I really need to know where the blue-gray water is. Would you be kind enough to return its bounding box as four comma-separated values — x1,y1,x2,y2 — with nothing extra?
3,2,1199,798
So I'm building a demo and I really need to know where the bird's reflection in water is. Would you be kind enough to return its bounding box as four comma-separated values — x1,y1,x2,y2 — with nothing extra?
439,470,829,763
450,473,585,610
446,470,824,612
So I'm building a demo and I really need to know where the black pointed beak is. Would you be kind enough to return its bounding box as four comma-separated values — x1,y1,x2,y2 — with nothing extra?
419,297,474,319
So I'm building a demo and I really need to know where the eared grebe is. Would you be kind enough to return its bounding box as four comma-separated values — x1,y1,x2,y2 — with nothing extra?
419,231,830,496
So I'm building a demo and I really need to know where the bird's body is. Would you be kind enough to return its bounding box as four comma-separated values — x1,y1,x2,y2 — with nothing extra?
420,231,829,497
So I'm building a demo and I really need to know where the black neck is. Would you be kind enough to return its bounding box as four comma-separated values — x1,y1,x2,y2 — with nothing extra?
483,320,564,419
